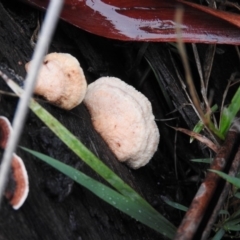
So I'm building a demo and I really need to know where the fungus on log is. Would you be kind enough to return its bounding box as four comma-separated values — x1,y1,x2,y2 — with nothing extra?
0,1,164,239
84,77,160,169
0,117,29,209
25,52,87,110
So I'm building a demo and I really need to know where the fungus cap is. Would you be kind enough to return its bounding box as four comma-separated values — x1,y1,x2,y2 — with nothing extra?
84,77,160,169
0,116,12,149
25,52,87,110
0,117,29,209
4,154,29,210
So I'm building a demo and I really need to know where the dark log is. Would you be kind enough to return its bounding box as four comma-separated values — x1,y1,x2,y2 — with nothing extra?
0,1,174,239
3,0,238,239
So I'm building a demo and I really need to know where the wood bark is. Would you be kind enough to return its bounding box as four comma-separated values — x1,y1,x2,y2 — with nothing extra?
0,1,168,239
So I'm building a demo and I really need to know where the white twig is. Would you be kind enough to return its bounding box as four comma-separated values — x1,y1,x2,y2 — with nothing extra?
0,0,63,208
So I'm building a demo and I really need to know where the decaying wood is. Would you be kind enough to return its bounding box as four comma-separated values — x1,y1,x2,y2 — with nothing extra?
0,1,165,239
202,143,240,239
0,1,184,240
145,44,199,131
174,131,240,240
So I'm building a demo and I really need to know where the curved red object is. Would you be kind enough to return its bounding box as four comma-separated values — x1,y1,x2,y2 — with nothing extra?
21,0,240,44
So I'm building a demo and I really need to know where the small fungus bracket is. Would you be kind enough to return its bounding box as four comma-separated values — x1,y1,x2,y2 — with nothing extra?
0,117,29,210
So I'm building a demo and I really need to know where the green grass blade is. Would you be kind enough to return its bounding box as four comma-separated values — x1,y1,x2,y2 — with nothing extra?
224,218,240,230
209,170,240,188
212,228,225,240
21,147,175,239
219,86,240,136
161,196,188,212
190,104,218,143
191,158,213,164
190,121,204,143
224,217,240,232
225,224,240,231
219,107,234,137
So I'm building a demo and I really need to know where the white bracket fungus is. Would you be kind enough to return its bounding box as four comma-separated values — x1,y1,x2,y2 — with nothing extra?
26,53,160,168
25,52,87,110
84,77,160,169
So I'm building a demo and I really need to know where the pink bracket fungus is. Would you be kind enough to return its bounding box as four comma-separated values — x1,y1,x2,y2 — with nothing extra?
25,52,87,110
0,117,29,210
84,77,160,169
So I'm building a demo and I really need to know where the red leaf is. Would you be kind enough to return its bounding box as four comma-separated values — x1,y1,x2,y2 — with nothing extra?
21,0,240,44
